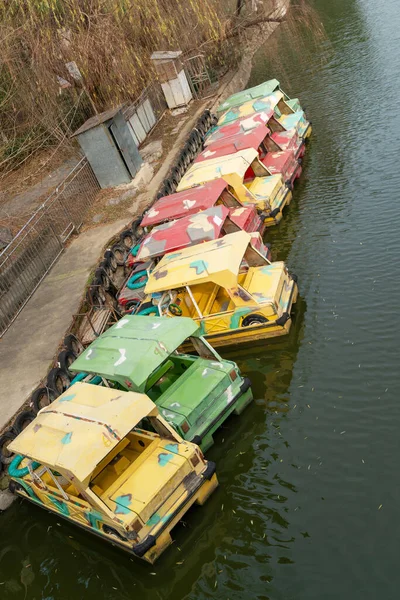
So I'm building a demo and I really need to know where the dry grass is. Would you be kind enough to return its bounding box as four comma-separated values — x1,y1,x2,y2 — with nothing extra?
0,0,324,186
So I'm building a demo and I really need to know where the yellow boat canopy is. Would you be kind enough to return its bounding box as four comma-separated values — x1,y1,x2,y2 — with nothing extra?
9,383,157,484
145,230,261,293
177,148,269,192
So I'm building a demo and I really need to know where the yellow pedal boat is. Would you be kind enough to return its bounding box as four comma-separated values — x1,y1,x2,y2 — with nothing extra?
136,230,298,348
8,383,218,563
177,148,292,227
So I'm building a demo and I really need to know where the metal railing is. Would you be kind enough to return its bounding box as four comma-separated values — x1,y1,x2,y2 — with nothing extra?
0,158,100,337
184,53,215,99
123,81,168,146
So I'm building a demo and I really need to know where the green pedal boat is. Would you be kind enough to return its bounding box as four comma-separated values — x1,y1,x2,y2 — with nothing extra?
70,315,253,451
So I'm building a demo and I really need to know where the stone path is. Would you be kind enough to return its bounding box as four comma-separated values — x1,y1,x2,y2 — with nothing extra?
0,218,128,431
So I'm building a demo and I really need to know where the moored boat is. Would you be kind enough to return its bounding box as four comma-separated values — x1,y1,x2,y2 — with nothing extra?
135,230,298,348
177,148,292,226
8,383,218,563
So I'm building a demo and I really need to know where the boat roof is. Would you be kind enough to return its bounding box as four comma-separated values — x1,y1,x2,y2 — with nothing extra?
141,179,228,228
145,230,252,293
217,91,284,127
196,125,268,163
137,205,231,261
9,383,157,483
216,79,280,113
177,148,260,191
204,112,273,147
70,316,200,392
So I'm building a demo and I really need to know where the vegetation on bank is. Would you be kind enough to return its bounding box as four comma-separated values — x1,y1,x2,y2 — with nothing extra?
0,0,321,176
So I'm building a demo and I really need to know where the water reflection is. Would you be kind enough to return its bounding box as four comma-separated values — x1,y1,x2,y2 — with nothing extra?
0,298,305,600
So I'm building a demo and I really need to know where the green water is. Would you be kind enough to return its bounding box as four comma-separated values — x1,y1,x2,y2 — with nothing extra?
2,0,400,597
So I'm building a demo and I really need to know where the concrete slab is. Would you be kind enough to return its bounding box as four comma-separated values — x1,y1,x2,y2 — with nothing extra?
0,218,128,431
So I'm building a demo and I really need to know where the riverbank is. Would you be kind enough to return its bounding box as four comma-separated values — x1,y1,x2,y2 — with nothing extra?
0,0,290,511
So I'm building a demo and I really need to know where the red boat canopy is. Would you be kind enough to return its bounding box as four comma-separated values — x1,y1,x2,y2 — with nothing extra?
204,110,274,147
137,205,233,261
196,125,270,163
141,179,236,228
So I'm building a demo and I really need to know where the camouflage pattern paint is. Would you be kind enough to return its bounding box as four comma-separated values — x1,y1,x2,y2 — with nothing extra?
8,383,218,563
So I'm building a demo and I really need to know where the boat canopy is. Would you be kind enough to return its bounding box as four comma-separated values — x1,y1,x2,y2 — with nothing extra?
70,316,201,392
145,230,260,293
204,111,274,147
140,179,229,228
216,79,281,114
8,383,157,483
177,148,269,192
196,125,269,163
137,205,232,261
217,91,284,127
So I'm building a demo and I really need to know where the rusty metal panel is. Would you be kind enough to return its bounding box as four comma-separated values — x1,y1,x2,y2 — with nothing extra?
77,124,131,188
110,111,143,178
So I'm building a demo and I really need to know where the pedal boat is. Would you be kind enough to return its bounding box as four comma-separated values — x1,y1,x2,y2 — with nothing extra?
139,180,264,239
196,123,303,188
177,148,292,226
136,230,298,348
216,90,311,140
8,383,218,563
70,315,253,451
205,110,304,157
216,78,302,115
119,206,270,311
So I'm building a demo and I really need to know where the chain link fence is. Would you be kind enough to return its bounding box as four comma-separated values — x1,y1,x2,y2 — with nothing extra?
0,158,100,336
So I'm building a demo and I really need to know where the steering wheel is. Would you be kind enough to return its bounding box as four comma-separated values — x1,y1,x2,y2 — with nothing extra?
168,303,182,316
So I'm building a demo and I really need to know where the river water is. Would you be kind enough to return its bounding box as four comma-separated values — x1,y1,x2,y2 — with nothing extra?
1,0,400,598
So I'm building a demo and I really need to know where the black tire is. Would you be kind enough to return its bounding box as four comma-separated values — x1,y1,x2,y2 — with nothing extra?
99,259,112,277
195,116,207,137
94,267,114,292
156,185,169,199
183,142,193,164
47,367,71,398
0,429,17,468
188,131,198,154
63,333,84,355
191,129,202,150
170,166,181,188
163,177,175,195
87,283,106,307
103,525,127,541
131,217,144,239
242,314,269,327
103,250,118,272
57,349,77,377
110,243,126,266
125,299,141,312
176,156,186,176
120,229,136,250
30,387,54,414
13,410,35,434
203,109,212,129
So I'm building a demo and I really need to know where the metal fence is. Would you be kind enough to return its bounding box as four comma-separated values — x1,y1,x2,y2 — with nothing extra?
0,158,100,337
184,54,214,99
123,81,168,146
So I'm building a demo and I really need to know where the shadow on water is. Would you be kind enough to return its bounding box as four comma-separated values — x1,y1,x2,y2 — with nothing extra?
0,299,306,600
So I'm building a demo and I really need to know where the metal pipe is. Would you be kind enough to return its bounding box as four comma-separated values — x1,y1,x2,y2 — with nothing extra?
185,285,203,319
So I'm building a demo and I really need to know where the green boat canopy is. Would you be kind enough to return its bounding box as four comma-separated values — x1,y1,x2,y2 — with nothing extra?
70,316,201,392
216,79,281,114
